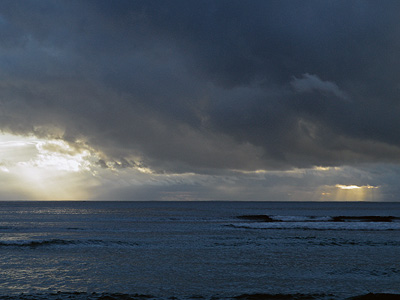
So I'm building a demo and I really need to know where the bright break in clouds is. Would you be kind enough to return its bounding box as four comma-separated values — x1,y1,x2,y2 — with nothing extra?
0,1,399,200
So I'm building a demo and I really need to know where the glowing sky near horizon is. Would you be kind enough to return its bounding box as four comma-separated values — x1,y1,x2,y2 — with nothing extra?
0,1,400,201
0,132,383,201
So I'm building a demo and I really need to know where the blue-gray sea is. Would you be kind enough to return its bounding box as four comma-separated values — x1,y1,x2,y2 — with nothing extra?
0,201,399,300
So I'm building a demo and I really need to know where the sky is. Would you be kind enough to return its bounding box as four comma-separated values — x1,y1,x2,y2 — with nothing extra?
0,0,399,201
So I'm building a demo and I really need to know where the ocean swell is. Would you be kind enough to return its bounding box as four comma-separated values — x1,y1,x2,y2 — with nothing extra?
0,239,138,248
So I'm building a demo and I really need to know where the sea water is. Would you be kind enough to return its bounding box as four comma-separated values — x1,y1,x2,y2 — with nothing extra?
0,201,399,299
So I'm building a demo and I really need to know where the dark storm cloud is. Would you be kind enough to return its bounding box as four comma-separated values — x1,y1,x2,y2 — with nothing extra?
1,0,400,172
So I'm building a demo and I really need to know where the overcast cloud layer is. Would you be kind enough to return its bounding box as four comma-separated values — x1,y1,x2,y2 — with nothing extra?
0,1,400,200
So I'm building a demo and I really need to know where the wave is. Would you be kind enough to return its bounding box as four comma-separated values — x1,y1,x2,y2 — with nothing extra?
0,239,139,248
0,292,154,300
233,215,400,230
230,222,400,231
237,215,400,222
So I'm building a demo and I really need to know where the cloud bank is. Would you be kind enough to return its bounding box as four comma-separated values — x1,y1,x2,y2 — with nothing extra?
0,1,400,200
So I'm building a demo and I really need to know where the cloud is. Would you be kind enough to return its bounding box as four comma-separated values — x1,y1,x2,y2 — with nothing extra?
291,73,349,100
89,164,395,202
0,0,400,177
0,134,100,199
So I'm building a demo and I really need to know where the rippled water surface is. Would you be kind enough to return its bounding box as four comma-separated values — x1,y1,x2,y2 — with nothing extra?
0,201,399,299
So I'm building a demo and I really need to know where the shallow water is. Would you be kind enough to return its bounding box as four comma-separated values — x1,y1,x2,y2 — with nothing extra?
0,201,399,299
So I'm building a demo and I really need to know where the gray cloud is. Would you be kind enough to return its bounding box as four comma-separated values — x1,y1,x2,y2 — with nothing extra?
90,164,391,201
0,0,400,174
291,74,349,100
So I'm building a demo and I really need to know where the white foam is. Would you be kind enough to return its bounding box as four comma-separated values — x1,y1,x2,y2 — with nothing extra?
232,221,400,231
272,215,332,222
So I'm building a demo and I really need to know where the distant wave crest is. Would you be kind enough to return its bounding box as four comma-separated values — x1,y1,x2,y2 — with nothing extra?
232,215,400,231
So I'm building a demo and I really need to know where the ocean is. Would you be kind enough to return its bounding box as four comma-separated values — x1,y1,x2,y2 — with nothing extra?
0,201,399,300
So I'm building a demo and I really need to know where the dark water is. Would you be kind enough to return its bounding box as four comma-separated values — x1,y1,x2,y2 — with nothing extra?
0,201,399,299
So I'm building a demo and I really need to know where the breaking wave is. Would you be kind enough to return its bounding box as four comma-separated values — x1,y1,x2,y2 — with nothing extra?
231,215,400,230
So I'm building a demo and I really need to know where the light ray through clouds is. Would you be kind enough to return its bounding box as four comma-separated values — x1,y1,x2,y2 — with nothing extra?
0,132,388,201
0,133,99,200
1,1,400,200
